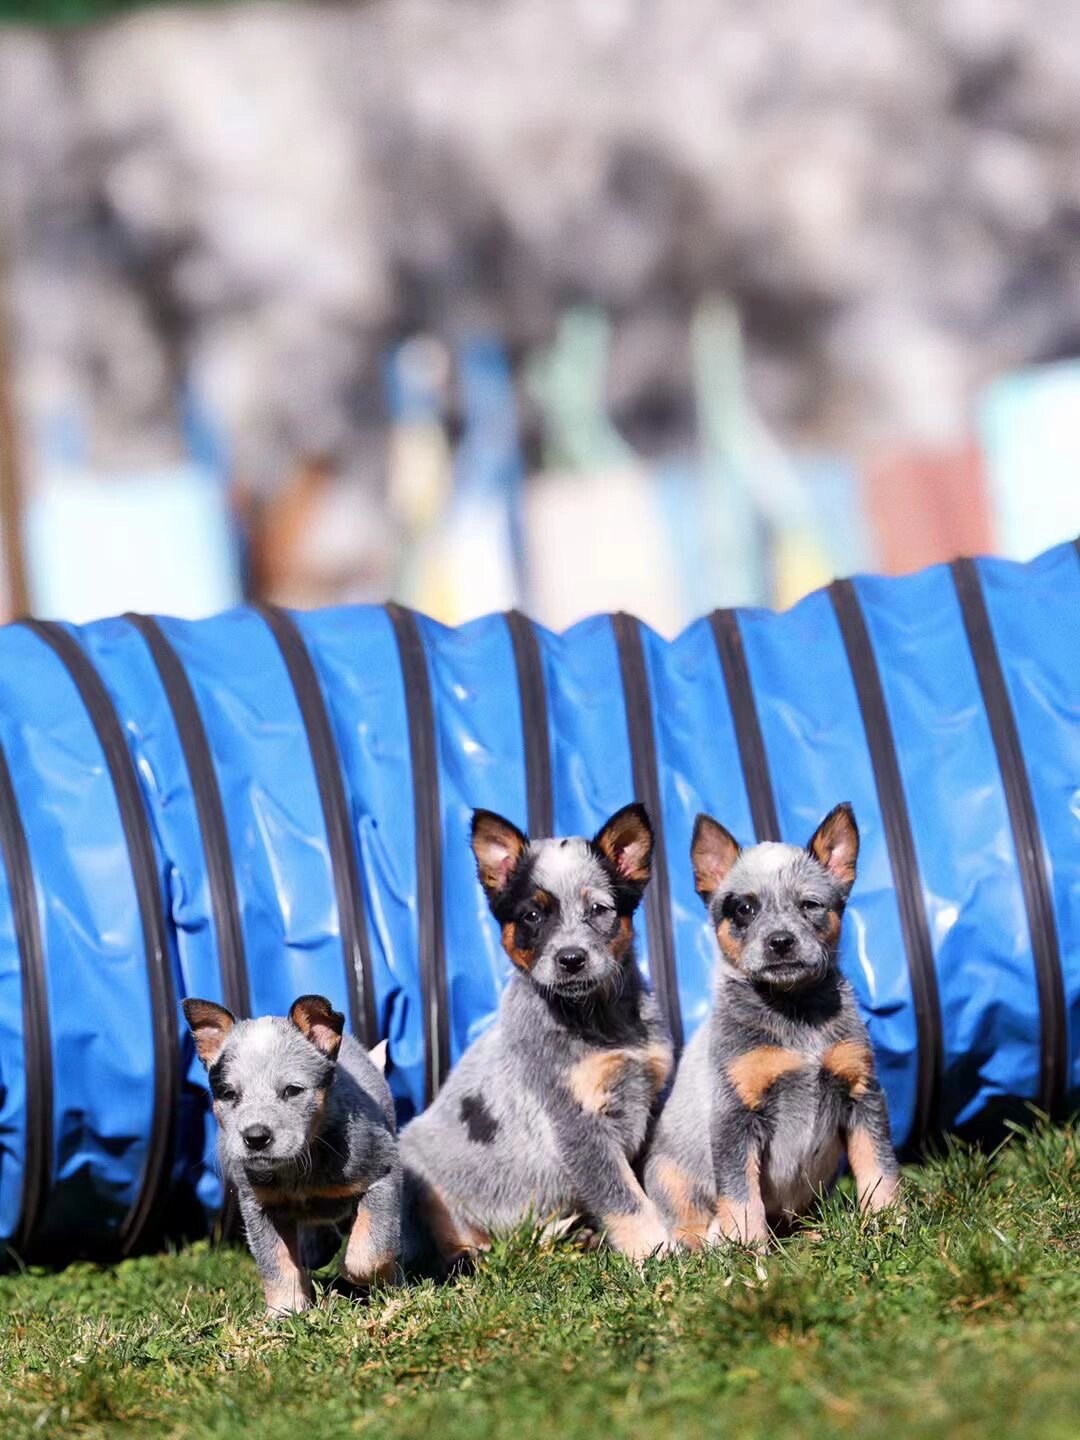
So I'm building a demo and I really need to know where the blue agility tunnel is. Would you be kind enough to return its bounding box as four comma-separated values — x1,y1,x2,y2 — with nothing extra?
0,542,1077,1261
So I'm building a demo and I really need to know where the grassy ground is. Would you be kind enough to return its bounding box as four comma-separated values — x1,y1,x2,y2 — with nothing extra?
2,1122,1078,1440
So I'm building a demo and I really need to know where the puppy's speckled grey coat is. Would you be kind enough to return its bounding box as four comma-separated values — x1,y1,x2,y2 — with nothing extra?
183,994,400,1313
645,804,900,1247
401,803,674,1268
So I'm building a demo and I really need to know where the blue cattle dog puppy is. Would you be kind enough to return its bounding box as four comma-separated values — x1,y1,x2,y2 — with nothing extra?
183,993,401,1313
401,803,674,1269
645,804,900,1249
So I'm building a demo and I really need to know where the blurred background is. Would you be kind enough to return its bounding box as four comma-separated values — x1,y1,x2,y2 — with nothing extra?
0,0,1077,634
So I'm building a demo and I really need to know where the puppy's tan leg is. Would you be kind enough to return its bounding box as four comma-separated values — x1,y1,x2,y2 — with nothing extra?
599,1158,670,1262
707,1147,768,1249
846,1126,901,1213
262,1226,314,1315
420,1181,492,1268
238,1190,314,1315
342,1208,397,1285
841,1073,901,1214
601,1199,671,1262
649,1158,713,1251
340,1166,402,1286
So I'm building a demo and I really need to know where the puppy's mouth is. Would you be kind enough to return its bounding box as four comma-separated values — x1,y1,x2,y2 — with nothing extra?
242,1155,297,1185
244,1165,277,1186
754,960,823,990
537,973,606,1003
553,979,598,999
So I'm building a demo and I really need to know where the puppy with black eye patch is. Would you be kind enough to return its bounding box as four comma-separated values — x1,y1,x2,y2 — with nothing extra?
183,994,401,1314
400,803,674,1270
644,804,900,1249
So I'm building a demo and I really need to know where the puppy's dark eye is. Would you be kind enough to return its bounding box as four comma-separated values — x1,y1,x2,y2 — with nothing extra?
520,909,541,929
216,1085,237,1104
733,899,757,925
800,900,825,916
588,901,612,921
281,1084,304,1100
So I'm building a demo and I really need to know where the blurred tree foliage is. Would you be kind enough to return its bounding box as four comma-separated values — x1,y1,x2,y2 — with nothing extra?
0,0,223,22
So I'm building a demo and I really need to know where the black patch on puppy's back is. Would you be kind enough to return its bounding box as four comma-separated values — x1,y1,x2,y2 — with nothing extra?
460,1092,498,1145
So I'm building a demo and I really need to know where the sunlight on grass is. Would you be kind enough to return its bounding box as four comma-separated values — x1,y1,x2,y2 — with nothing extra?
2,1123,1078,1439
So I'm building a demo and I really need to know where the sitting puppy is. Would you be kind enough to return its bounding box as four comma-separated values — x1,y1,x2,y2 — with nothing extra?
645,804,899,1248
183,993,400,1313
401,803,673,1268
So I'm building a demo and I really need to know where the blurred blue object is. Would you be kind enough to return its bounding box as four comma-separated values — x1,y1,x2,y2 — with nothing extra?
0,542,1076,1259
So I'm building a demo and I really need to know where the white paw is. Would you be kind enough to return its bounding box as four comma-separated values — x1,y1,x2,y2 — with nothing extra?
611,1203,672,1263
859,1172,902,1215
264,1291,313,1317
705,1215,767,1251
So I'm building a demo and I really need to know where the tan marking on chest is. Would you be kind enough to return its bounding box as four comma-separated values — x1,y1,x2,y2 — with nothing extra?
569,1044,670,1113
727,1046,805,1109
251,1178,365,1208
822,1040,873,1097
251,1185,288,1207
569,1050,629,1112
306,1180,367,1201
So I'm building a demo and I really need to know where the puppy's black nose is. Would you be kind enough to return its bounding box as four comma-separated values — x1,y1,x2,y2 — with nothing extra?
766,931,795,958
556,947,587,975
242,1124,272,1151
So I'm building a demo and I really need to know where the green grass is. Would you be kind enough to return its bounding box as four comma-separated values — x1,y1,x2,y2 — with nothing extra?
2,1122,1079,1439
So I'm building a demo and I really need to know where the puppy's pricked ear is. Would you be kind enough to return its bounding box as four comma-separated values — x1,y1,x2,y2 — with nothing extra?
690,814,741,906
807,803,859,895
594,803,653,890
288,994,345,1061
471,809,528,902
367,1039,388,1076
182,998,236,1067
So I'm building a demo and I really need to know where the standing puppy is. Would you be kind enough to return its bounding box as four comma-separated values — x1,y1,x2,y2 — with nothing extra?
401,803,673,1268
184,994,400,1313
645,804,899,1248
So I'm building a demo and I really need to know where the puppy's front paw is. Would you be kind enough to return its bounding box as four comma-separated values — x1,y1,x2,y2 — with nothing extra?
263,1284,314,1316
340,1253,400,1288
858,1171,902,1215
603,1201,671,1263
706,1202,768,1251
341,1225,400,1288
